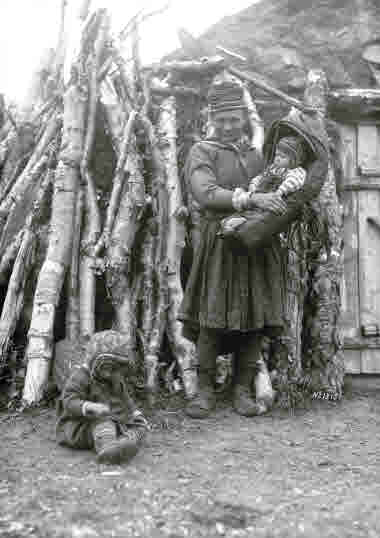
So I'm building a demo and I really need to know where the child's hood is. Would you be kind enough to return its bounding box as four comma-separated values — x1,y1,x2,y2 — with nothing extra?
84,330,136,377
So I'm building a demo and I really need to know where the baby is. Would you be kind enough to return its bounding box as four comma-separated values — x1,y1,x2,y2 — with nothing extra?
56,331,148,464
220,135,307,242
233,135,307,211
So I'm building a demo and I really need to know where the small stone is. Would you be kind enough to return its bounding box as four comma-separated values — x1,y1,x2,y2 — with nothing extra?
216,522,226,535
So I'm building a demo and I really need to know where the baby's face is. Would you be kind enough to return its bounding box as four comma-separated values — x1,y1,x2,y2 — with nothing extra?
273,149,292,168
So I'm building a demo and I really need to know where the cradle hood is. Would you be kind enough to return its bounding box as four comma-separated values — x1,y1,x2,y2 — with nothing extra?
263,107,329,167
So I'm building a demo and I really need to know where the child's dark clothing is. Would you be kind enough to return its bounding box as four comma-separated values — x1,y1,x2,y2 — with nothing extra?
56,363,137,449
56,330,147,463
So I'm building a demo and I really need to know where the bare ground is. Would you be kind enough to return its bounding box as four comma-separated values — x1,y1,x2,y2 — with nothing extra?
1,382,380,538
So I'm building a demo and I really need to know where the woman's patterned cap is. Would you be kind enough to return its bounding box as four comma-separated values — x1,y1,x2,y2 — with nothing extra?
207,81,247,114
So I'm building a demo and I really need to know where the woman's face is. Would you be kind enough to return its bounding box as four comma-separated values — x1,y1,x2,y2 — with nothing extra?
210,109,246,144
97,364,114,380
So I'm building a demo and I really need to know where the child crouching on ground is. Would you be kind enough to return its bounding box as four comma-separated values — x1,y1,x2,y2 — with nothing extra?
56,331,148,464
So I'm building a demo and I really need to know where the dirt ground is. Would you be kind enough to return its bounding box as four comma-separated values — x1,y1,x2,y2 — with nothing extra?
1,380,380,538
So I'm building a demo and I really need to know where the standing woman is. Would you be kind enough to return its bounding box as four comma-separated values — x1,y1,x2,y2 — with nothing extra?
178,79,289,419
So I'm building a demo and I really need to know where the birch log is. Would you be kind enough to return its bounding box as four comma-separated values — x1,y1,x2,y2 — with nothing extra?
141,116,169,402
23,84,87,404
79,12,109,338
0,112,60,230
106,134,146,335
0,170,53,362
103,83,147,363
65,187,83,341
0,154,49,259
79,170,100,338
19,48,56,123
94,109,137,256
242,85,264,155
0,125,35,203
0,231,23,285
102,81,145,347
0,128,16,168
157,97,196,398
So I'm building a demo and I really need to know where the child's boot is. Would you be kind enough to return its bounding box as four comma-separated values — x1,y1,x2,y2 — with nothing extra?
93,420,148,464
117,424,147,461
92,420,121,463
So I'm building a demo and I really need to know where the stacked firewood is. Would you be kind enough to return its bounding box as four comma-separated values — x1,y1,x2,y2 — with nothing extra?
0,4,203,405
0,2,344,408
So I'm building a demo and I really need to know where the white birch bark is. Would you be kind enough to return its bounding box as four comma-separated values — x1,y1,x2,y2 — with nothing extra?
158,97,197,397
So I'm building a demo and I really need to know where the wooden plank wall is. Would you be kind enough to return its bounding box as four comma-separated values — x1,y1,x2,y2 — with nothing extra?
357,125,380,176
341,190,359,340
339,122,380,373
339,123,362,373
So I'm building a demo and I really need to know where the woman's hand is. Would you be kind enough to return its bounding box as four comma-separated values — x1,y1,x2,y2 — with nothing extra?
84,402,111,417
248,192,287,215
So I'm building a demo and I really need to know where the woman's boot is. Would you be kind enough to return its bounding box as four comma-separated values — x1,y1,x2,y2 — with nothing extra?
185,329,219,419
185,367,217,418
233,334,265,417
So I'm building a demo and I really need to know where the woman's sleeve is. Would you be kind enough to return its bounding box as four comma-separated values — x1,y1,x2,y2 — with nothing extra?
186,143,234,211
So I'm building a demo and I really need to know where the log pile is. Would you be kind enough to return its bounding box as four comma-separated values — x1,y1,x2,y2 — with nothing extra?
0,2,344,408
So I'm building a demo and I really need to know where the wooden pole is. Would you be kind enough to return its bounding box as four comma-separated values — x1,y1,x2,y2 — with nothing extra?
158,97,197,398
0,170,53,362
23,83,87,404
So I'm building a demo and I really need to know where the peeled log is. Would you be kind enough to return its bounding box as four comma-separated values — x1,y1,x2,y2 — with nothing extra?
328,89,380,120
23,84,87,404
0,125,35,204
79,171,101,338
141,117,169,402
0,112,60,237
94,109,137,256
66,187,83,341
106,138,146,334
0,231,23,285
78,12,109,338
0,233,35,363
101,81,143,348
0,169,53,362
242,85,264,155
19,47,56,122
157,97,196,398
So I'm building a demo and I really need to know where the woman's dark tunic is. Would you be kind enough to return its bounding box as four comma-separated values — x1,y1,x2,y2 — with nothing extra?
178,140,286,341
